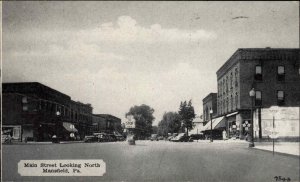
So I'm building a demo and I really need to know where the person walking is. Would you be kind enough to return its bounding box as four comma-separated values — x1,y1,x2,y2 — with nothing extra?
222,130,227,140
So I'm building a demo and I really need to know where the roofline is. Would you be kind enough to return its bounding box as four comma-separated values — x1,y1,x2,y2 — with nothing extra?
2,82,71,100
216,48,299,78
202,93,217,102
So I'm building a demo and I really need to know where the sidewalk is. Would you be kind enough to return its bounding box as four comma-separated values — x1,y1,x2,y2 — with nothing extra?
3,140,84,145
253,142,299,156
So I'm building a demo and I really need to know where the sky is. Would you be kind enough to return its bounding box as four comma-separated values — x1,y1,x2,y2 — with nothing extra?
2,1,299,125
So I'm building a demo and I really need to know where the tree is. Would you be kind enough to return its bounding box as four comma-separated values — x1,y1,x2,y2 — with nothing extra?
125,104,155,139
157,112,181,137
178,100,195,136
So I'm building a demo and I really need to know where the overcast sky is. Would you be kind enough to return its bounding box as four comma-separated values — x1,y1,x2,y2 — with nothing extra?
2,1,299,125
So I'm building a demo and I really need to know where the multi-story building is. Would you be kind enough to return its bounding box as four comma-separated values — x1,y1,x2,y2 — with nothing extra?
216,48,300,140
202,93,217,125
92,114,122,134
2,82,93,141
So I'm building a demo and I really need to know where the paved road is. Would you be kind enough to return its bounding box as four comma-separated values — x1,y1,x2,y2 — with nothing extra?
2,140,299,182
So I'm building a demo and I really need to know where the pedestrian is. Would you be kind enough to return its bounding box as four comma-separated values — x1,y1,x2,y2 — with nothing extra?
222,130,227,140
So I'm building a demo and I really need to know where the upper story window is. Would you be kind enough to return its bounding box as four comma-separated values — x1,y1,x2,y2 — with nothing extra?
235,67,238,87
277,66,285,81
226,77,228,93
277,91,285,106
230,72,233,89
235,92,238,108
255,91,262,106
255,65,262,81
22,96,29,111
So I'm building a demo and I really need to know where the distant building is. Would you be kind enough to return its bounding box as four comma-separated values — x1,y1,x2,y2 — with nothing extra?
202,93,217,125
92,114,122,134
2,82,93,141
216,48,300,140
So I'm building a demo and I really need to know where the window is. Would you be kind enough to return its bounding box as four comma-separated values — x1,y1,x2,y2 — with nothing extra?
235,93,238,108
277,91,285,106
255,91,262,106
22,96,28,111
277,66,285,81
230,95,233,111
226,77,228,93
255,65,262,80
235,68,238,87
230,72,233,89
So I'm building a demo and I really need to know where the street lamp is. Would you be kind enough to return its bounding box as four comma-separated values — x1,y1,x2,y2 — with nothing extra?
209,109,213,142
249,88,255,147
55,111,61,136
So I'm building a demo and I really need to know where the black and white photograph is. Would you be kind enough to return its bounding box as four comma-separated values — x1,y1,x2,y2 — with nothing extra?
1,1,300,182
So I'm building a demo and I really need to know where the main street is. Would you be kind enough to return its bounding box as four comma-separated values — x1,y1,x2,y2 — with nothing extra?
2,141,299,182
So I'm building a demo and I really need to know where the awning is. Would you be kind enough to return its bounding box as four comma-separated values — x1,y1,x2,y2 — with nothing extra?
63,122,78,133
226,112,238,117
202,116,226,131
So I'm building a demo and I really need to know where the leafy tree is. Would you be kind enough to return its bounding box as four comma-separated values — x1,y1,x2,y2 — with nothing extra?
158,112,181,137
178,100,195,136
125,104,155,139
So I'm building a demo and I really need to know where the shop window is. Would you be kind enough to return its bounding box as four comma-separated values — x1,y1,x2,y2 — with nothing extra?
277,66,285,81
255,65,262,81
255,91,262,106
277,91,285,106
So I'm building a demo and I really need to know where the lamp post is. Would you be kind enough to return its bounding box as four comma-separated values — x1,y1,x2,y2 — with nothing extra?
55,111,61,137
209,109,213,142
249,88,255,147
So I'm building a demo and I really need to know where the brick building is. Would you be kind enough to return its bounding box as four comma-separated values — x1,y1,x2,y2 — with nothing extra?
92,114,122,134
202,93,217,125
2,82,93,141
216,48,300,140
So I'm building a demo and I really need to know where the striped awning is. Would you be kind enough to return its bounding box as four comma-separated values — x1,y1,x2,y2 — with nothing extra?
63,122,78,132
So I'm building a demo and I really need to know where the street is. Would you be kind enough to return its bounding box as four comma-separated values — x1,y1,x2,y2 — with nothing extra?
2,141,299,182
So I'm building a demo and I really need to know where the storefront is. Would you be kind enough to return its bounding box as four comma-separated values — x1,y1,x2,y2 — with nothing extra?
2,125,22,141
201,116,226,140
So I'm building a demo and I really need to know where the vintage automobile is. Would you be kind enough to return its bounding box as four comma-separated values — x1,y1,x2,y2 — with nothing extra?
150,134,158,141
190,133,205,140
83,135,98,143
171,133,193,142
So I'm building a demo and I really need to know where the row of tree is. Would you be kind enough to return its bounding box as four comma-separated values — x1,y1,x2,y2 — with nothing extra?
158,100,196,136
125,100,195,139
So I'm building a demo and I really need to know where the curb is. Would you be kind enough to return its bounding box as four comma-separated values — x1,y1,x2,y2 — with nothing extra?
2,141,85,145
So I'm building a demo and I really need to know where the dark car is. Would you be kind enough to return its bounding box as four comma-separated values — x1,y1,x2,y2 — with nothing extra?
95,133,109,142
115,135,125,141
107,134,117,142
84,135,98,143
190,134,205,140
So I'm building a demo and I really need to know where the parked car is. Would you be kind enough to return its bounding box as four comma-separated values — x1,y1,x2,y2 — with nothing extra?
94,133,109,142
171,133,193,142
158,136,164,140
168,133,178,141
115,135,125,141
150,134,159,141
107,134,117,142
84,135,98,143
190,133,205,140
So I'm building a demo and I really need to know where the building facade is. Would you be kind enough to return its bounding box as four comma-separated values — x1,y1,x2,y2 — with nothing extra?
216,48,300,140
2,82,93,141
92,114,122,134
202,93,217,125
